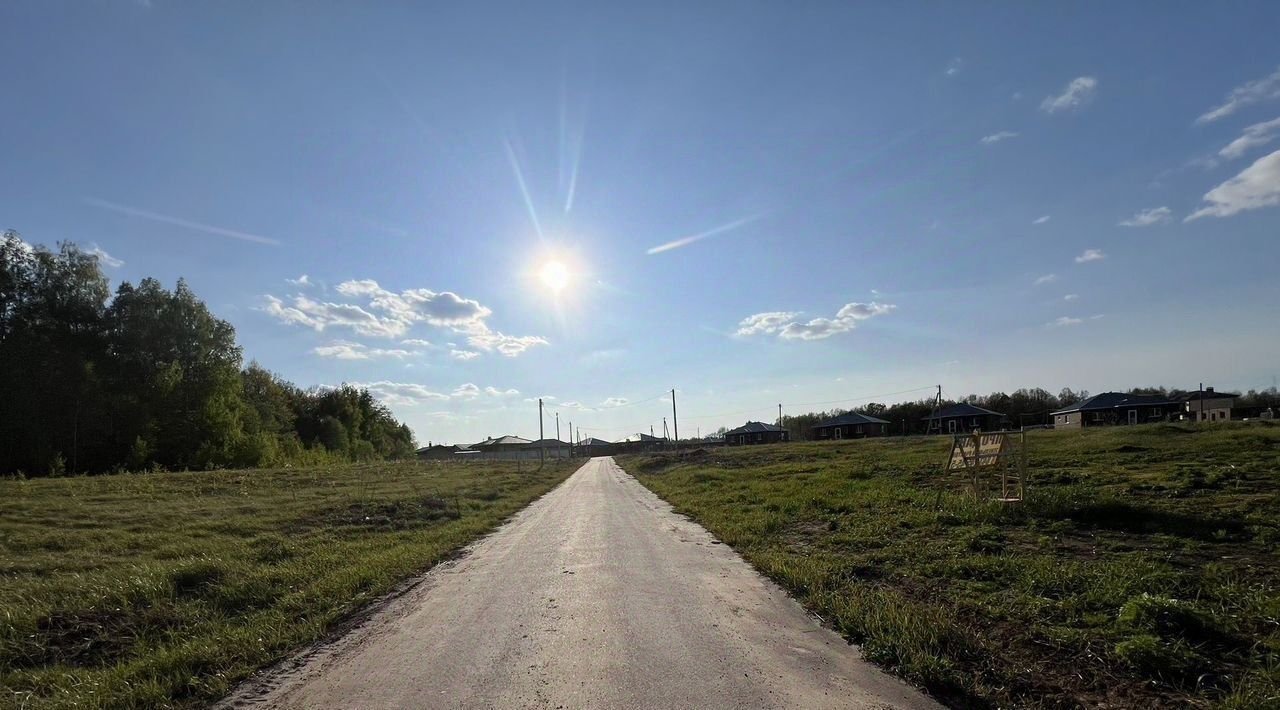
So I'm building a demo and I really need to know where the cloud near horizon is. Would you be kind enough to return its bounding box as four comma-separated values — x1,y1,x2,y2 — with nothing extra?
736,302,895,341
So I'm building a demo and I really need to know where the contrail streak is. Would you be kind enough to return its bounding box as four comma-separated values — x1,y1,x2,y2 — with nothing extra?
84,198,281,246
646,212,771,255
503,139,544,240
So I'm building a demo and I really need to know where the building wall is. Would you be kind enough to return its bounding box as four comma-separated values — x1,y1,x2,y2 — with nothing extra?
1053,412,1084,429
1186,398,1234,422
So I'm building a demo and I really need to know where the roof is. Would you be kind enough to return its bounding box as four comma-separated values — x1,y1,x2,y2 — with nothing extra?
1051,392,1180,415
617,433,666,443
416,444,461,453
922,403,1007,420
470,435,532,448
724,421,786,436
578,437,612,446
814,412,890,428
1184,390,1240,401
526,438,572,447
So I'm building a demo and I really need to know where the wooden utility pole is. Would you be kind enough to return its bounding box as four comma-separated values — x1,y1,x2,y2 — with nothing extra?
556,412,560,441
1199,382,1204,422
778,403,782,428
671,389,679,445
538,398,545,464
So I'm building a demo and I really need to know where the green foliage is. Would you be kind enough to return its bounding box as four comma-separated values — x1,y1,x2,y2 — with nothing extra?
621,424,1280,708
0,230,415,475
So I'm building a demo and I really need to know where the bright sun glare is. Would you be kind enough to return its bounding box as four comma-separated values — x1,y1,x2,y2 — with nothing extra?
538,260,570,293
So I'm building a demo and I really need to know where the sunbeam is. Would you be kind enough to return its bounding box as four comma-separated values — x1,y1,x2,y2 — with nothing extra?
504,139,544,241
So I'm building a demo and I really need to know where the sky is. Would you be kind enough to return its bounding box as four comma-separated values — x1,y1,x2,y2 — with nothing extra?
3,2,1280,445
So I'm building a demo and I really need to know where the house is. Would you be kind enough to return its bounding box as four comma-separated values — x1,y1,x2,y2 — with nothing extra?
811,412,890,440
468,435,535,460
1051,392,1179,428
416,444,463,460
526,438,574,459
577,437,614,457
1183,388,1239,423
724,421,789,446
614,432,667,453
923,403,1008,434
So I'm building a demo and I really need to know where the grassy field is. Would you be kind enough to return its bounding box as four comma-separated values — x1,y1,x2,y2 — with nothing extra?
621,423,1280,709
0,459,577,708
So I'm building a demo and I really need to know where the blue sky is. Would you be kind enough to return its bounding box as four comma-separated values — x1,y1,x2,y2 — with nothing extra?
4,2,1279,444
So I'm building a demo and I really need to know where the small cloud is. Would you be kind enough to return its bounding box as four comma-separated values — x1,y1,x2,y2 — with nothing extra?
450,349,480,361
1011,91,1023,101
347,381,450,406
401,338,433,347
600,397,629,407
1185,149,1280,220
311,340,416,360
980,130,1019,145
735,311,801,337
87,243,124,268
1034,274,1058,285
451,383,481,399
1196,66,1280,124
1064,293,1079,301
1033,215,1051,225
1075,249,1106,263
1047,316,1083,327
1219,116,1280,160
945,57,963,76
1040,76,1097,114
1118,206,1171,227
286,274,312,287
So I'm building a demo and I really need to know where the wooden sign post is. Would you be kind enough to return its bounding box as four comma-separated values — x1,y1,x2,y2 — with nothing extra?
944,430,1026,502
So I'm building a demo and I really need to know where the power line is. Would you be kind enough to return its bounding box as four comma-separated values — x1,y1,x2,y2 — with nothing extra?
782,385,936,409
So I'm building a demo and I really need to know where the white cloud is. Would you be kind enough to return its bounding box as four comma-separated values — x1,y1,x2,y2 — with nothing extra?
1075,249,1106,263
1186,149,1280,220
1064,294,1079,301
286,274,312,287
349,381,451,406
1047,316,1084,327
1040,76,1097,114
980,131,1018,145
1118,206,1171,227
485,386,520,397
1197,66,1280,124
735,311,801,336
1033,215,1051,224
311,340,416,360
1034,274,1058,285
600,397,629,408
450,349,480,361
400,338,433,347
737,303,894,341
262,278,546,357
87,243,124,268
1219,116,1280,159
945,57,963,76
451,383,481,399
261,295,407,338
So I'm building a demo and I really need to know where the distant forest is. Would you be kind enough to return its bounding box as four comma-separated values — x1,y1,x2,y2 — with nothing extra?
1,231,415,476
771,385,1280,441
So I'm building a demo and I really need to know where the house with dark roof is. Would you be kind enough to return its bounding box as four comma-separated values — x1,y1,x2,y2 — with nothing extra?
469,435,535,460
526,438,574,458
1051,392,1179,428
812,412,890,440
724,421,789,446
923,403,1008,434
614,432,667,453
577,437,614,456
416,444,464,460
1182,388,1239,423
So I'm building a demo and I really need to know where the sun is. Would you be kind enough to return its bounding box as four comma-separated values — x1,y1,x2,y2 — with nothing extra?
538,259,571,293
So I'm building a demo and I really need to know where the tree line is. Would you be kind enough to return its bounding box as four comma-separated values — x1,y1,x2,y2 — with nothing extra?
1,231,415,476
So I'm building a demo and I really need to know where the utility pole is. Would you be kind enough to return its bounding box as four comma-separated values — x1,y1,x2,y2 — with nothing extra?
671,388,679,445
538,398,545,464
663,417,668,440
1199,382,1204,423
556,412,560,441
778,403,782,428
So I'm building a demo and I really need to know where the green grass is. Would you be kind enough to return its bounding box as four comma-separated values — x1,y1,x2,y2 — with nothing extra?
0,459,577,708
621,423,1280,709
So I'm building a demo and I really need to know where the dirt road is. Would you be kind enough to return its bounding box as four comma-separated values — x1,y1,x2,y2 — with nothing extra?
223,457,937,709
